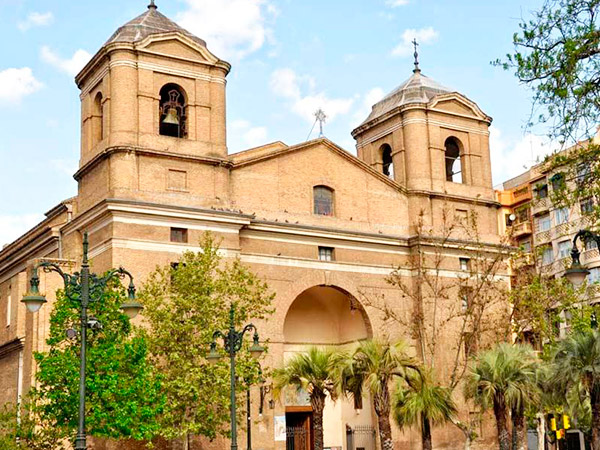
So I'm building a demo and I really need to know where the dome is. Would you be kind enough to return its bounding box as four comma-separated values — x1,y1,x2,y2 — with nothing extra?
105,3,206,48
361,70,452,125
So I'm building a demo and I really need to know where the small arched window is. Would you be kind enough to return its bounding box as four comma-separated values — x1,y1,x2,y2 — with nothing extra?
381,144,394,178
445,137,463,183
313,186,334,216
159,84,187,138
92,92,103,146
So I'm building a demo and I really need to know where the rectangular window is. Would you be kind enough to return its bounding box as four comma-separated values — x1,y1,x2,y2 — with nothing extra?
460,287,472,312
577,163,591,184
588,268,600,284
170,227,188,243
555,207,569,225
542,247,554,265
557,240,571,259
535,184,548,199
459,258,470,271
581,198,595,214
535,215,551,232
318,246,334,261
516,207,530,223
550,173,565,191
586,239,598,251
518,239,532,253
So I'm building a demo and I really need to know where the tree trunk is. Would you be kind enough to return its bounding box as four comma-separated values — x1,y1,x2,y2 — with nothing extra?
535,412,545,450
421,415,433,450
463,435,472,450
511,405,527,450
373,387,393,450
493,396,511,450
591,388,600,450
311,393,327,450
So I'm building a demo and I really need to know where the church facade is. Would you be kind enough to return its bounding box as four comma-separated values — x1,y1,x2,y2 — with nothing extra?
0,4,507,450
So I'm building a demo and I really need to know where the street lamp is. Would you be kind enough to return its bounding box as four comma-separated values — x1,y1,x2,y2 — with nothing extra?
21,232,143,450
208,303,265,450
564,229,600,287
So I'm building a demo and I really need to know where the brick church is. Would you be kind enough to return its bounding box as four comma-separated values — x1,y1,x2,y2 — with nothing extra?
0,3,506,449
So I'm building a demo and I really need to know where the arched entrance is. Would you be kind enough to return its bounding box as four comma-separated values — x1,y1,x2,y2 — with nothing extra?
282,285,375,450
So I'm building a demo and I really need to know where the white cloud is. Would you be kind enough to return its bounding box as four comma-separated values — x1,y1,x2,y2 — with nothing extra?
18,11,54,31
270,68,355,124
230,119,268,148
0,68,43,104
40,46,91,76
489,126,556,185
392,27,439,57
352,87,385,127
176,0,277,60
0,214,45,247
386,0,409,6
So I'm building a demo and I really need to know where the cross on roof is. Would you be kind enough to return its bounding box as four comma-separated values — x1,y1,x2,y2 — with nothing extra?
412,38,420,73
315,109,327,137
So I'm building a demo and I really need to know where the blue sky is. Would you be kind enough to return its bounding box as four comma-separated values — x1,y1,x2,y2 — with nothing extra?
0,0,551,245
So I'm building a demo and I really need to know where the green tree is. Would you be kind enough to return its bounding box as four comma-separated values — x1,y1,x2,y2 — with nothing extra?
498,0,600,141
393,368,457,450
33,282,164,444
273,347,343,450
0,401,66,450
340,339,419,450
551,329,600,450
465,343,540,450
139,233,274,444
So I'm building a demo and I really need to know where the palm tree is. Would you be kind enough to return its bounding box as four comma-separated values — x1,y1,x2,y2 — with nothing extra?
393,368,457,450
464,343,539,450
551,329,600,450
340,339,419,450
273,347,343,450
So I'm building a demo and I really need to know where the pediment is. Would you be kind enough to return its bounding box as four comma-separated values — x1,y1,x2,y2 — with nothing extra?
136,33,223,67
429,93,491,123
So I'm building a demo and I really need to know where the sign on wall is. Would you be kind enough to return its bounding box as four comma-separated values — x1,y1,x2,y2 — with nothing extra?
274,415,286,441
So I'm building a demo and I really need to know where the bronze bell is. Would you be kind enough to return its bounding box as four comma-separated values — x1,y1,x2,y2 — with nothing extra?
162,107,180,125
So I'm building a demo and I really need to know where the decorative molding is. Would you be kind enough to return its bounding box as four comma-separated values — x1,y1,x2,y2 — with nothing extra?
137,61,226,85
74,146,231,181
356,117,489,149
0,338,24,359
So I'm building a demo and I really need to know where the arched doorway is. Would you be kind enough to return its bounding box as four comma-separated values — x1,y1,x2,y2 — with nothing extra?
282,286,375,450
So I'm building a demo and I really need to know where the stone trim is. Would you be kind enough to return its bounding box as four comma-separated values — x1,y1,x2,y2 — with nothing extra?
74,146,231,181
0,338,24,359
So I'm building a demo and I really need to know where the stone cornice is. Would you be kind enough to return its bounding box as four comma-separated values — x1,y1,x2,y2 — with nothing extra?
407,189,501,208
73,146,232,181
0,338,24,359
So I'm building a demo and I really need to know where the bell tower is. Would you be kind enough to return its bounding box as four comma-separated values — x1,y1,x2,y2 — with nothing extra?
352,51,498,239
74,2,231,212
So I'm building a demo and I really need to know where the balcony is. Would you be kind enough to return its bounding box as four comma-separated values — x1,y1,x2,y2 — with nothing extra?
534,229,552,245
531,197,550,216
511,221,532,237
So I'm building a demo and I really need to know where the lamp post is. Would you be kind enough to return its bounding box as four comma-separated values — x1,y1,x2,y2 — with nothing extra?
21,232,143,450
563,229,600,287
207,303,265,450
246,386,252,450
